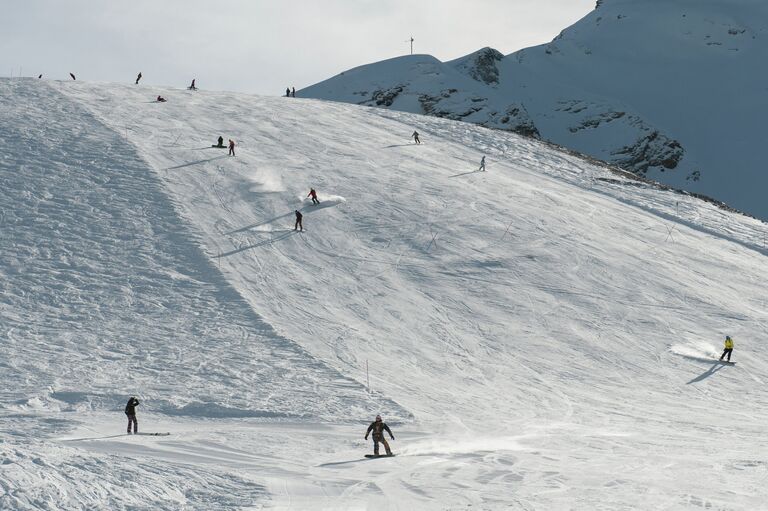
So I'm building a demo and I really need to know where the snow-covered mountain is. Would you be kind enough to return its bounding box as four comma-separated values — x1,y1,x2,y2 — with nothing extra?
2,77,767,510
301,0,768,220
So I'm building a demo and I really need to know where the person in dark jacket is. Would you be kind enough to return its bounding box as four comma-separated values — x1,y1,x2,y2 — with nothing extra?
216,135,224,148
291,87,296,98
69,72,76,81
479,155,486,171
286,87,291,97
294,210,303,231
228,139,235,156
135,72,142,85
365,415,394,456
412,131,420,144
125,396,140,434
307,188,320,205
156,95,166,102
188,78,197,90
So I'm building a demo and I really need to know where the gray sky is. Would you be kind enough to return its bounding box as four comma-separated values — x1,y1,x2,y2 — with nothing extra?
1,0,595,94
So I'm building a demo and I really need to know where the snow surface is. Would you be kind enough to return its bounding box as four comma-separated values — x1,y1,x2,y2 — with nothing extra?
301,0,768,221
2,77,768,510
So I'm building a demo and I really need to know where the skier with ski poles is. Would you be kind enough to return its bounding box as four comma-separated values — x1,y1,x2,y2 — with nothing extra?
412,131,421,144
479,155,486,171
307,188,320,205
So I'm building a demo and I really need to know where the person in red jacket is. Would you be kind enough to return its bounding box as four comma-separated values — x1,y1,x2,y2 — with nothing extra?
228,139,235,156
364,415,394,456
307,188,320,205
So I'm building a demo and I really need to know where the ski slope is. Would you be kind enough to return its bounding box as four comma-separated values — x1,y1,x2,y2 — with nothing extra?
1,78,767,510
301,0,768,220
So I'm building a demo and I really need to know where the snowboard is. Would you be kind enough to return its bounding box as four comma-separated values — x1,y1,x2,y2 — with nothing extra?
211,145,226,148
365,454,396,459
133,432,171,436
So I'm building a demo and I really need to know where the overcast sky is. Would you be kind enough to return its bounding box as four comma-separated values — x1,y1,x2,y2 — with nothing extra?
1,1,595,94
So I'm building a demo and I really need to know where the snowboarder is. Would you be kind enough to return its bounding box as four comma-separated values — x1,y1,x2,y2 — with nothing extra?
364,415,394,456
228,139,235,156
156,95,166,102
125,396,140,434
294,210,303,231
719,335,734,362
308,188,320,205
69,72,76,81
216,135,224,148
412,131,421,144
291,87,296,98
135,72,142,85
286,87,290,97
188,79,197,90
479,155,486,172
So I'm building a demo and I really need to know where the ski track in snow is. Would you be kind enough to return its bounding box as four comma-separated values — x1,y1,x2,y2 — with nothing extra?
1,78,767,510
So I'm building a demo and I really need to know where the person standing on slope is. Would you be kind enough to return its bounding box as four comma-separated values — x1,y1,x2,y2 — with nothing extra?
365,415,394,456
228,139,235,156
294,210,303,231
286,87,291,97
719,335,734,362
291,87,296,98
412,131,421,144
216,135,224,148
135,72,142,85
125,396,140,434
479,155,486,172
188,78,197,90
307,188,320,205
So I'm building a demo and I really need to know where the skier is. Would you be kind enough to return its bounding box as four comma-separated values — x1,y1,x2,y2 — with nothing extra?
216,135,224,148
294,210,303,231
69,72,76,81
135,72,142,85
479,155,486,172
286,87,290,97
412,131,421,144
125,396,140,434
156,95,167,102
228,139,235,156
38,74,42,79
188,78,197,90
308,188,320,205
719,335,734,362
364,415,394,456
291,87,296,98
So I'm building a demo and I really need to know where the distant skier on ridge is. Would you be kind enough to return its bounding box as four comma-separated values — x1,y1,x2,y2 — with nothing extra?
188,78,197,90
719,335,734,362
479,155,486,172
364,415,394,457
69,72,76,81
135,72,142,85
125,396,140,434
308,188,320,205
412,131,421,144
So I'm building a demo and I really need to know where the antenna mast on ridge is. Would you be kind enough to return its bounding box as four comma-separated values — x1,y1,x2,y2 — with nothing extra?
405,36,414,55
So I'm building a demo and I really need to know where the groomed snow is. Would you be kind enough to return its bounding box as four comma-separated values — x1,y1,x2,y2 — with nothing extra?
1,78,767,510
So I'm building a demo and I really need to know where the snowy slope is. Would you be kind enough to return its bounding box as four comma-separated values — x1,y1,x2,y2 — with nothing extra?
2,77,768,510
301,0,768,221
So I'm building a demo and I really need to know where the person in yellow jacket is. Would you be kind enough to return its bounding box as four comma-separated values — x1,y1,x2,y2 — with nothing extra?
719,335,734,362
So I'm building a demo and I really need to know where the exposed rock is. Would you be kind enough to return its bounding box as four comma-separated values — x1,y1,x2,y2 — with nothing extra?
611,131,684,173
